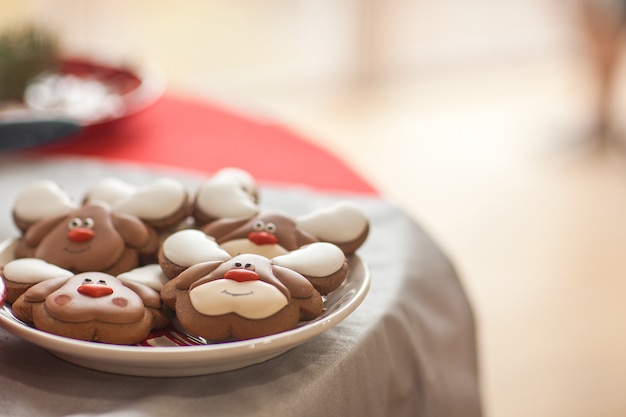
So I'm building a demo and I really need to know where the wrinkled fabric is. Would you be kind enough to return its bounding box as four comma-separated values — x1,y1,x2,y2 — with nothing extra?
0,156,481,417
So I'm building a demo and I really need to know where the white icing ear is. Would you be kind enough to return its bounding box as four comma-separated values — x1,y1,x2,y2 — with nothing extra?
87,177,188,221
272,242,345,278
3,258,73,284
85,177,136,206
163,229,231,268
195,168,258,219
13,180,78,223
0,238,17,266
297,201,368,243
117,264,169,292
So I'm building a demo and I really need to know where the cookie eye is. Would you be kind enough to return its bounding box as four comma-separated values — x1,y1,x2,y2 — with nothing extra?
265,223,276,233
84,217,95,229
244,263,255,271
253,220,265,231
83,278,92,284
234,262,242,268
97,279,107,285
69,217,83,229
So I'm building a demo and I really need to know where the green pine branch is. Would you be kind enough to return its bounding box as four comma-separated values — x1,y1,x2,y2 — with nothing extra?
0,25,59,102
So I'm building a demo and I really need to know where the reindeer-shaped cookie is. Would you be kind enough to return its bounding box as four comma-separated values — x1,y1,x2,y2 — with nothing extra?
161,251,326,341
2,178,189,303
159,229,349,295
194,177,367,256
192,168,368,257
12,272,170,344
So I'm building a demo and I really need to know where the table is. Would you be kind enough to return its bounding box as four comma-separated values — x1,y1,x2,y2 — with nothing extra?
0,95,481,417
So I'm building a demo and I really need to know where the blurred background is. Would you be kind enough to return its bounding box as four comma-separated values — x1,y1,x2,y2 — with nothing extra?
2,1,626,417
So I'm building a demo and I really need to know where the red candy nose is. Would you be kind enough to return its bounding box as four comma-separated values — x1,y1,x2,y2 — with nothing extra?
247,231,277,245
77,284,114,298
224,269,259,282
68,228,95,242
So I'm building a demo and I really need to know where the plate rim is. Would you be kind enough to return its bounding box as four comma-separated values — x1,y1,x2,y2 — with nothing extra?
0,254,369,376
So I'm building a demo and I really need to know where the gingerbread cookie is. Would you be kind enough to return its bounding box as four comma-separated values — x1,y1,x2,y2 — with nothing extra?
160,229,348,295
6,186,161,302
12,272,170,344
200,201,369,257
160,253,324,341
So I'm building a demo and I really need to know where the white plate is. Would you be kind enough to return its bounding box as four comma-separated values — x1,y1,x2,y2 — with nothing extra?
0,255,369,377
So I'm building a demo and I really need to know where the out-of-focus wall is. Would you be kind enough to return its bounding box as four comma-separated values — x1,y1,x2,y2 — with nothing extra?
0,0,578,92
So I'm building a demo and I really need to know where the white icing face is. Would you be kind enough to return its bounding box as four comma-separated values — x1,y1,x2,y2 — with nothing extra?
219,239,288,258
163,229,231,267
271,242,345,277
117,264,169,292
297,201,368,243
43,273,146,323
3,258,73,284
14,180,78,223
195,168,258,219
189,279,288,319
88,177,187,220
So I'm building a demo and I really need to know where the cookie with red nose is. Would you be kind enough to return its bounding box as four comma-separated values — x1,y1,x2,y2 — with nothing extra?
160,230,348,295
161,254,323,341
11,272,170,345
201,212,319,259
3,200,159,304
199,200,369,257
14,201,158,274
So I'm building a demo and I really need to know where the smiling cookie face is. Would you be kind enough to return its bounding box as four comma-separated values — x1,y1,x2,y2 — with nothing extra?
35,204,126,271
40,273,149,324
11,272,169,344
161,254,324,341
17,202,158,275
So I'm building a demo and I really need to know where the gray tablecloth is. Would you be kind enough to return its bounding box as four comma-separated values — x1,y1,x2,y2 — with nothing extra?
0,156,481,417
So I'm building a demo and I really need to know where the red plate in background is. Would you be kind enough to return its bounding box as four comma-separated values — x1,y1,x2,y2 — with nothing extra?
0,56,165,126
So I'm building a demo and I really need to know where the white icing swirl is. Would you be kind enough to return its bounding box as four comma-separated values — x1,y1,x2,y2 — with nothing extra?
189,279,288,319
271,242,345,277
163,229,231,267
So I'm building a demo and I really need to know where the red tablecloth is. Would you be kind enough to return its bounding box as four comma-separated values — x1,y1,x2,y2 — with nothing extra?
27,94,377,194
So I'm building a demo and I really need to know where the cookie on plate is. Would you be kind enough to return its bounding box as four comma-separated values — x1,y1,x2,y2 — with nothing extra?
12,272,170,344
161,253,324,341
201,200,369,257
159,229,348,295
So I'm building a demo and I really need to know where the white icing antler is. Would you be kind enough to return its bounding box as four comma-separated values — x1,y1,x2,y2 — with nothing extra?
117,264,169,292
13,180,78,224
86,177,188,221
3,258,73,284
194,168,259,219
162,229,231,268
271,242,345,278
296,201,368,243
